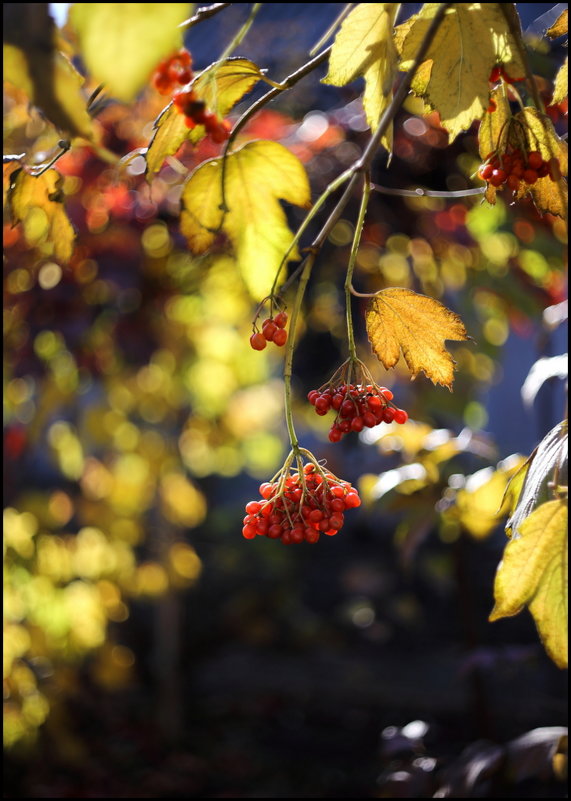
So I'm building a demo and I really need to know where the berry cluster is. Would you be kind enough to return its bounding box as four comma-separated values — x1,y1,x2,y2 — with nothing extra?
478,149,561,191
153,49,193,95
309,382,408,442
250,311,288,351
242,461,361,544
152,48,232,143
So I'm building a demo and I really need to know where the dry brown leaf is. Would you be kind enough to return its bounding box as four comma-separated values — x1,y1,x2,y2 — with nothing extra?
366,288,468,389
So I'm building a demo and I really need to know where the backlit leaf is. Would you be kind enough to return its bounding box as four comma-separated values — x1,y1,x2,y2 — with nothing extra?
365,288,468,389
490,499,568,669
69,3,192,102
180,140,310,299
395,3,526,142
454,458,526,540
3,4,93,139
551,57,568,106
323,3,398,152
478,84,512,204
146,58,266,178
8,169,75,263
546,9,568,38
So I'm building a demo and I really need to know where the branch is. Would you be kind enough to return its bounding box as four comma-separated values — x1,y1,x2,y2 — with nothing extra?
371,183,486,198
179,3,231,29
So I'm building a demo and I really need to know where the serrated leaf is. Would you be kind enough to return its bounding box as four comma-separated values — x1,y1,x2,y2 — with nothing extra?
551,57,568,106
365,288,468,389
395,3,526,142
546,9,568,38
490,499,568,669
323,3,398,152
146,58,266,178
506,420,568,538
69,3,192,102
180,140,310,299
8,169,75,263
3,3,93,139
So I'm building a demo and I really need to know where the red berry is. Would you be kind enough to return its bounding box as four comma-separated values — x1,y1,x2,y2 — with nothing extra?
479,164,494,181
537,162,550,178
362,412,377,428
273,328,287,347
527,151,542,170
307,390,319,405
328,427,342,443
382,407,395,423
523,169,538,184
250,332,266,350
344,492,361,509
393,408,408,424
274,311,288,328
487,99,497,113
489,66,502,82
490,168,507,187
351,416,364,432
507,174,520,192
262,320,278,341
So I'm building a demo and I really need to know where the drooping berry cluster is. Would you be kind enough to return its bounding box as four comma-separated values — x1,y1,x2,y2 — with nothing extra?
152,48,232,143
250,311,288,351
152,49,193,95
309,382,408,442
478,148,561,191
242,461,361,544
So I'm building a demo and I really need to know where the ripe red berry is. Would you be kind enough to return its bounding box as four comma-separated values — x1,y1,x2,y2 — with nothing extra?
273,328,287,347
250,332,266,350
479,164,494,181
489,66,502,83
490,168,507,187
523,169,538,185
527,151,543,170
507,174,520,192
262,320,278,341
274,311,288,328
393,408,408,424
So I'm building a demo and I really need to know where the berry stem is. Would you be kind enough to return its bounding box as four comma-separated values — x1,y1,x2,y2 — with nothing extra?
218,2,261,63
345,173,370,362
283,251,317,453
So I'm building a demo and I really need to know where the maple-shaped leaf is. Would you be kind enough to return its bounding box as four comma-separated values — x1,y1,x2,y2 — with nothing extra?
490,499,568,669
8,169,75,263
365,288,468,389
179,140,310,299
69,3,192,102
3,4,93,140
395,3,526,142
323,3,398,152
146,58,267,178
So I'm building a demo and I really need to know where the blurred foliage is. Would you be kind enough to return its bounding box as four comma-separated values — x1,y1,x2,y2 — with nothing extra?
2,2,568,796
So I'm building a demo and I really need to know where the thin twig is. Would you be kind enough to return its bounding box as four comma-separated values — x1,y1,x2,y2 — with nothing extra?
309,3,355,56
371,183,486,198
179,2,231,29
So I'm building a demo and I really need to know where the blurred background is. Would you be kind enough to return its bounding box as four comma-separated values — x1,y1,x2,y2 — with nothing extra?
3,3,568,797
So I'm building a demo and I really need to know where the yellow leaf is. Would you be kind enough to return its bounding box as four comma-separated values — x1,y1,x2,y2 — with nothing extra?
479,86,512,160
516,108,568,218
455,458,526,540
69,3,192,102
146,58,266,178
323,3,398,151
365,288,468,389
4,3,93,140
546,9,568,38
490,499,568,669
180,141,310,299
8,169,75,263
551,57,568,107
395,3,526,142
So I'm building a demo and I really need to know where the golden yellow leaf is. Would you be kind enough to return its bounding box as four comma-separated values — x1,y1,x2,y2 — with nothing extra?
69,3,192,102
8,169,75,263
4,3,93,140
146,58,266,178
180,141,310,299
516,108,568,218
365,288,468,389
395,3,526,142
546,9,568,38
323,3,398,152
551,57,568,107
490,499,568,669
479,86,512,160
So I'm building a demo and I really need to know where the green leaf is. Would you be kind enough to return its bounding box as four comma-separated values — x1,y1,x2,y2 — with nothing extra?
8,169,75,263
146,58,266,178
323,3,398,152
180,140,310,299
505,420,568,538
490,499,568,669
365,288,468,389
3,4,93,139
69,3,192,102
395,3,526,142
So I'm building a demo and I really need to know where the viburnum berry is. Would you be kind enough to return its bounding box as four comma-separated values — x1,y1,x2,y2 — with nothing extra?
308,359,409,443
242,454,361,544
153,49,194,95
477,138,559,196
250,332,266,351
250,304,289,350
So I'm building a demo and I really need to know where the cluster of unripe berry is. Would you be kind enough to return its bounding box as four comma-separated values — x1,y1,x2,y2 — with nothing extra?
478,149,561,190
249,311,288,350
152,48,231,143
242,462,361,544
308,383,408,442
